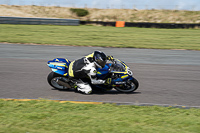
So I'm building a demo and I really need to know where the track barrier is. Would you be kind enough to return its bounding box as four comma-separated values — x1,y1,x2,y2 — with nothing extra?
0,16,79,26
0,17,199,29
80,21,200,29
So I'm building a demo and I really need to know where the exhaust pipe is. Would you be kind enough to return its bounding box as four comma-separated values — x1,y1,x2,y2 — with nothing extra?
55,79,71,88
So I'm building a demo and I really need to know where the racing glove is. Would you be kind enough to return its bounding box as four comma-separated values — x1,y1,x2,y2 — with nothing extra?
104,78,112,85
107,56,114,61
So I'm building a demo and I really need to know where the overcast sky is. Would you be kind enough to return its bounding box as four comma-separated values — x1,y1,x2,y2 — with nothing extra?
1,0,200,10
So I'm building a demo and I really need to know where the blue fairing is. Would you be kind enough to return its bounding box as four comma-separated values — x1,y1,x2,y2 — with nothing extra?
96,62,134,85
47,58,71,76
96,64,111,79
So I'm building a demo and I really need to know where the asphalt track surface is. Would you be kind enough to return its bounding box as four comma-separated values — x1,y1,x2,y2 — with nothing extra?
0,43,200,107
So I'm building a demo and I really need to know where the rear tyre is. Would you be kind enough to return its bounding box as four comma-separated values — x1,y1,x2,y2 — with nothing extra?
115,78,139,93
47,72,67,90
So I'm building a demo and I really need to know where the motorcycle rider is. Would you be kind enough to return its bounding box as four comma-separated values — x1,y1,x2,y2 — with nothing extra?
68,51,114,94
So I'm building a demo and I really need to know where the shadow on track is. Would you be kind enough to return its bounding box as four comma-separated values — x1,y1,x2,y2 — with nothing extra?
51,88,141,95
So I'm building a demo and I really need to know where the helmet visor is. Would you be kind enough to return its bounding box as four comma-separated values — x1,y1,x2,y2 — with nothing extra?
96,60,106,68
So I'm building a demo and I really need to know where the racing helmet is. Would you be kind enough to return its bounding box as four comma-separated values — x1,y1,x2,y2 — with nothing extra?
93,51,107,68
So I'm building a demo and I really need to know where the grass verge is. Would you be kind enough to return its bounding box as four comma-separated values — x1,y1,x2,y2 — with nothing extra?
0,24,200,50
0,99,200,133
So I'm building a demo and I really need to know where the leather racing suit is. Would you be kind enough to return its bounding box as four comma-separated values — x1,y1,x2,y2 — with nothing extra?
68,52,107,94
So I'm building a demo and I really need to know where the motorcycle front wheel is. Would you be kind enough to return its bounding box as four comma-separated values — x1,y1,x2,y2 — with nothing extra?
115,78,139,93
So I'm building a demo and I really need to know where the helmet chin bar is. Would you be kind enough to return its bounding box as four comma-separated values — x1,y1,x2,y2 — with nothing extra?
94,62,102,69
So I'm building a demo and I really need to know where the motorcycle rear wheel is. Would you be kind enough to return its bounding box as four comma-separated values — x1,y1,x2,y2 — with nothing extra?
115,78,139,93
47,72,68,90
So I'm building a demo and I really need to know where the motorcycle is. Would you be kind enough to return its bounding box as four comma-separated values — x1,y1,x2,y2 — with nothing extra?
47,57,139,93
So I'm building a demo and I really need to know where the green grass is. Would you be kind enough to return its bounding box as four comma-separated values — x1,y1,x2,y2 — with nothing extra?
0,24,200,50
0,100,200,133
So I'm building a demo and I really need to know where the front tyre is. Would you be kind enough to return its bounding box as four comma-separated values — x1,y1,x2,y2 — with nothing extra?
115,78,139,93
47,72,66,90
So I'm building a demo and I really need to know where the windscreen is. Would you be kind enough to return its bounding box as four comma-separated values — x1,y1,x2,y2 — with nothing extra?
111,60,126,71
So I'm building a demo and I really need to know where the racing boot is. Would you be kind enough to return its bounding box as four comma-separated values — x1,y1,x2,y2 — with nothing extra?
76,83,92,95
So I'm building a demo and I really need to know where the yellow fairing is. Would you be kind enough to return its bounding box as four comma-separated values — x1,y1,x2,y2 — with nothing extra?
68,61,75,77
121,75,129,79
49,62,66,67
